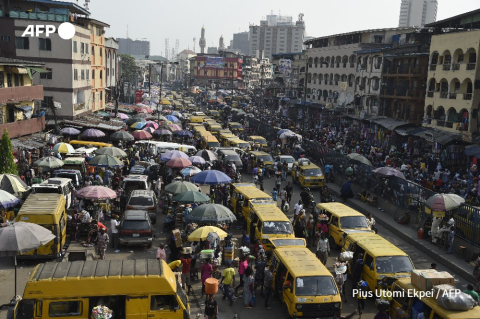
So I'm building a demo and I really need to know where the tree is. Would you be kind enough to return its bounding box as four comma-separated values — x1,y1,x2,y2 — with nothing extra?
119,54,138,81
0,129,18,175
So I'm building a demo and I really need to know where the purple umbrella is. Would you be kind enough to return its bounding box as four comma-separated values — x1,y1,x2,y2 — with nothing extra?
81,128,105,138
60,127,80,135
188,156,206,165
110,112,129,119
161,150,188,162
153,129,172,137
372,167,406,179
174,130,193,137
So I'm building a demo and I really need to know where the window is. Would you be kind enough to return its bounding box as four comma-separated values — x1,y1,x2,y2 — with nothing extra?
100,70,102,79
100,91,102,101
458,54,464,63
86,69,89,80
14,74,19,86
0,35,11,42
90,26,94,34
100,48,102,57
40,68,53,79
73,41,77,53
85,44,89,54
0,71,3,88
48,301,82,317
74,69,78,81
92,70,95,79
96,27,102,36
373,35,383,44
39,38,52,51
80,43,84,54
15,37,29,49
150,295,179,311
107,68,109,76
43,96,53,108
81,70,85,80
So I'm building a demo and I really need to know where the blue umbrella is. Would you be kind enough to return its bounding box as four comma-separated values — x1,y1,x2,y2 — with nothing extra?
175,130,193,138
165,115,179,122
189,170,232,185
0,189,20,209
277,129,292,136
181,166,202,177
160,150,189,162
130,122,147,130
283,97,291,101
60,127,80,135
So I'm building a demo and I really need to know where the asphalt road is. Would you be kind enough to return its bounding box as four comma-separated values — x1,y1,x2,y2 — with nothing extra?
0,172,471,319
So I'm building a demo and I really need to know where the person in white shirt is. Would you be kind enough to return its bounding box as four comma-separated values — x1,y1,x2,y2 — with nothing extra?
110,215,120,252
316,232,330,265
294,200,303,216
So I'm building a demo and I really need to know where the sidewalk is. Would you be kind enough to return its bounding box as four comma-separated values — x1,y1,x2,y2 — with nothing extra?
326,181,476,283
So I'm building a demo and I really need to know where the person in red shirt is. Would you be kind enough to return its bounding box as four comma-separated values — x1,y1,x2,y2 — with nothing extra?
97,221,107,232
180,254,193,295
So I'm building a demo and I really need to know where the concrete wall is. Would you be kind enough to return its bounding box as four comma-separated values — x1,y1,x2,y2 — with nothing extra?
0,116,45,138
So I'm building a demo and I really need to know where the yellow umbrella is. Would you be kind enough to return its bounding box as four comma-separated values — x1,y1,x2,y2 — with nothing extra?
187,226,227,241
52,142,75,154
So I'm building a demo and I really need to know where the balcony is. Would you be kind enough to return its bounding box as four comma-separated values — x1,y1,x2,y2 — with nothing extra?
381,88,425,99
427,91,434,97
463,93,472,100
449,93,457,99
467,63,476,70
74,103,86,111
0,85,44,103
442,64,451,71
452,63,460,71
384,66,426,75
429,65,437,71
0,116,45,139
343,63,347,68
440,92,448,99
350,63,355,68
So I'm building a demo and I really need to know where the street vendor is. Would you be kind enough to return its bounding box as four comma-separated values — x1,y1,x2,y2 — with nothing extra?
168,259,182,271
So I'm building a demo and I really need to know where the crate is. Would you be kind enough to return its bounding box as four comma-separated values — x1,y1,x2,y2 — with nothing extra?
19,12,29,19
28,12,37,19
411,270,455,291
172,229,181,239
175,238,183,248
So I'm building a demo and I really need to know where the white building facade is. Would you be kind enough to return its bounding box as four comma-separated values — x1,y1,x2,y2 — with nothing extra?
398,0,438,27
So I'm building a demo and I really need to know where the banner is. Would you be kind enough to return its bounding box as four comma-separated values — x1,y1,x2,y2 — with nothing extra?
206,57,225,68
135,90,143,104
278,59,292,77
340,82,348,91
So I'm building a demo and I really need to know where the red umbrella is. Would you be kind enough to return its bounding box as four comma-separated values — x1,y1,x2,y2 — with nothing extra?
77,186,116,200
132,130,153,140
135,107,152,114
166,157,192,168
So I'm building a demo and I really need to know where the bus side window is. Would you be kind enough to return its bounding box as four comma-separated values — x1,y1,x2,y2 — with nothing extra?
150,295,179,311
331,216,339,227
36,301,43,317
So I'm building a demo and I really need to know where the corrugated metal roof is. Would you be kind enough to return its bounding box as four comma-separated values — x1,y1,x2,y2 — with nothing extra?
465,144,480,157
62,115,125,131
372,117,409,130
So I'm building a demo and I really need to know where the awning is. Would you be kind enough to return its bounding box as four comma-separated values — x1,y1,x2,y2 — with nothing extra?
12,67,28,74
412,128,461,145
28,67,48,73
465,145,480,157
395,125,422,136
373,118,409,130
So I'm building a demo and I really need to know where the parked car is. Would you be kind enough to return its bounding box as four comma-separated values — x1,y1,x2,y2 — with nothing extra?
130,165,146,175
126,190,159,224
216,148,243,170
275,155,295,173
122,175,150,196
119,210,153,248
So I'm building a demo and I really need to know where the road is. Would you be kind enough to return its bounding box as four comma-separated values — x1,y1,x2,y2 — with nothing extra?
0,172,471,319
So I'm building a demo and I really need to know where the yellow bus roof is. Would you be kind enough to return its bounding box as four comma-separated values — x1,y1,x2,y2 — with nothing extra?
316,202,365,217
17,194,65,216
249,136,266,140
253,206,290,222
249,151,271,156
24,259,177,298
235,186,272,200
395,278,480,319
232,183,255,188
346,233,409,257
275,247,332,277
298,163,320,170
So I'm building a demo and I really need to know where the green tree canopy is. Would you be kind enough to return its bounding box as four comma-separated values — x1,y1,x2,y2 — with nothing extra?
119,54,138,81
0,129,18,175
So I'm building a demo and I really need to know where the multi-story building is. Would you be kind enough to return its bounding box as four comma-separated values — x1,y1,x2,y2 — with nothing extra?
190,52,243,89
0,57,45,137
117,38,150,56
249,13,305,62
105,38,119,102
0,0,96,119
207,47,218,54
77,17,109,112
271,52,306,98
231,32,249,56
304,27,414,108
398,0,438,28
423,11,480,143
177,49,196,84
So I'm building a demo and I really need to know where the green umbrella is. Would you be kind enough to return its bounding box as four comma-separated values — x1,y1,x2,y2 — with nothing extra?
186,203,237,223
95,146,127,158
88,155,123,168
172,191,210,204
164,181,198,195
34,156,64,169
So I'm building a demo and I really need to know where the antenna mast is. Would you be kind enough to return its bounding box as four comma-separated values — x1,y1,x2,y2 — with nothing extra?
165,38,170,61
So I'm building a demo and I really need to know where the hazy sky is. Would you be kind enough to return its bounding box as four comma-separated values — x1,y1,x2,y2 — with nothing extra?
89,0,479,56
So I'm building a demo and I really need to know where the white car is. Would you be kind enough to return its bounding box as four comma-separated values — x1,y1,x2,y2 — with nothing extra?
276,155,295,172
130,165,146,175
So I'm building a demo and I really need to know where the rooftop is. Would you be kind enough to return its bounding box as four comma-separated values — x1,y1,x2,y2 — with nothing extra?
20,0,90,15
0,57,44,67
304,27,416,44
426,7,480,29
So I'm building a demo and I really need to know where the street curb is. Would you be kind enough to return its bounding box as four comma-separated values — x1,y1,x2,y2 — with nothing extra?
328,186,475,283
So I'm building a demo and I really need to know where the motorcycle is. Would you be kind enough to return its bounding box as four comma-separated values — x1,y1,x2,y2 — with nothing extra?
234,171,242,183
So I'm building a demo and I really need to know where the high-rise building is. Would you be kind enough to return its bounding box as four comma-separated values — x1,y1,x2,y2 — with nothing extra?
117,38,150,56
231,32,249,55
398,0,438,27
249,13,305,62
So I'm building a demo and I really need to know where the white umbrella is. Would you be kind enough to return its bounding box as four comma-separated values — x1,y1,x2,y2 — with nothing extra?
425,193,465,212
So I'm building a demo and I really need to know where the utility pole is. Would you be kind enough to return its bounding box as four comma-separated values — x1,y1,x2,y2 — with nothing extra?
148,63,151,96
114,75,123,117
158,64,163,123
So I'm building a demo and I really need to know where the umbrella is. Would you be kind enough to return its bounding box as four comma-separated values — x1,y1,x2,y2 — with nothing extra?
0,190,20,209
0,174,28,194
279,131,296,139
110,131,134,141
196,150,217,161
0,222,56,296
143,127,156,134
186,204,237,223
189,170,232,185
347,153,373,166
167,124,182,132
144,121,159,129
172,191,210,204
157,115,169,122
153,129,172,137
60,127,80,135
426,194,465,212
52,142,75,154
77,186,117,200
161,150,189,162
95,146,127,157
110,112,129,119
166,115,179,122
130,122,147,130
181,166,202,177
164,181,199,195
132,130,153,140
372,167,406,179
126,117,146,126
166,157,192,168
89,155,124,167
174,130,193,138
188,226,227,241
34,156,64,169
135,107,152,114
82,128,105,138
277,129,292,135
188,156,206,165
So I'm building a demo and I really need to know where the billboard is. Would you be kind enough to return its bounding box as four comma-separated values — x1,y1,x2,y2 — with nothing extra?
206,57,225,68
278,59,292,77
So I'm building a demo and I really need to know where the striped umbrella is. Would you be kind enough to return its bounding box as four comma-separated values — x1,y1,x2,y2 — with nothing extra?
81,128,105,138
52,142,75,154
0,174,28,194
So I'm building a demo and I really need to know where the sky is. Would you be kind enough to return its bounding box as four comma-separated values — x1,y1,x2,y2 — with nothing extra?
89,0,480,56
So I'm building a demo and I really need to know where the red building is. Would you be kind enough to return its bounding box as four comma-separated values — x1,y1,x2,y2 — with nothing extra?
191,53,242,88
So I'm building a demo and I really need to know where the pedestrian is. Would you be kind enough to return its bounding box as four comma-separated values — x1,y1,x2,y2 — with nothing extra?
316,232,330,265
180,253,193,295
286,181,293,203
96,228,109,260
340,178,354,201
294,200,303,217
235,256,248,295
264,264,274,310
334,260,347,302
201,258,213,298
272,187,278,202
447,226,455,254
220,261,236,306
351,253,364,292
374,309,389,319
70,213,79,241
243,266,255,308
280,188,287,209
254,255,267,296
156,243,167,262
366,213,377,233
463,283,479,301
241,230,249,247
306,214,315,247
357,281,367,318
110,214,120,252
204,294,218,319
